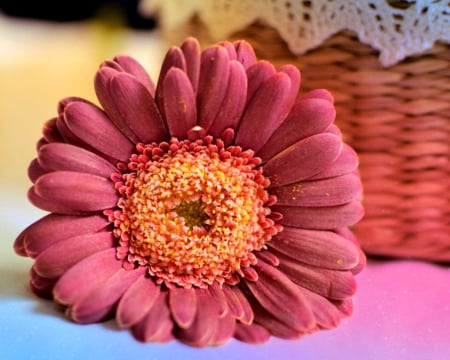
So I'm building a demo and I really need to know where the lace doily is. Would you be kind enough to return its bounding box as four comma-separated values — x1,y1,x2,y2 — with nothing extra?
140,0,450,66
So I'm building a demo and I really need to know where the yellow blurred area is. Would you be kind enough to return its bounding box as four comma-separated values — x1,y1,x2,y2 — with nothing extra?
0,14,166,192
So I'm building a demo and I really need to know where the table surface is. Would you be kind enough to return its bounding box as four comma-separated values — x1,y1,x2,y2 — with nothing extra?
0,14,449,360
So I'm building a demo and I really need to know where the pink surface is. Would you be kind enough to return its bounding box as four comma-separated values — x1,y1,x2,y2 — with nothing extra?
349,260,450,357
2,252,449,359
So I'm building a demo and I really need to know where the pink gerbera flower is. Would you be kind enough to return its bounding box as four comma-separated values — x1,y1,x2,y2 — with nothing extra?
14,37,365,346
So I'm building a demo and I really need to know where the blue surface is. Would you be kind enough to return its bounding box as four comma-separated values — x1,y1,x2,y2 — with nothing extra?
1,192,450,360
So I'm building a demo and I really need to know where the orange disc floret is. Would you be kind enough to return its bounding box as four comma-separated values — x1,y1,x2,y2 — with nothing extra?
105,135,282,288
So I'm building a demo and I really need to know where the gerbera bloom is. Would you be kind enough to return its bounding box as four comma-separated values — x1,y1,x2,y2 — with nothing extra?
14,37,365,346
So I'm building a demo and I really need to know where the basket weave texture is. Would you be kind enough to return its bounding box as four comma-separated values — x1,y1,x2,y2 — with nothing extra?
228,25,450,262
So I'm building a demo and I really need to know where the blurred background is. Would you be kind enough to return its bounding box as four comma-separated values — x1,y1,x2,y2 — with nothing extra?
0,0,156,28
0,0,162,194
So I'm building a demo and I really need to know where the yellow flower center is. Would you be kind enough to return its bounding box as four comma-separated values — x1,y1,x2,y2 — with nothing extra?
108,136,280,288
174,200,209,229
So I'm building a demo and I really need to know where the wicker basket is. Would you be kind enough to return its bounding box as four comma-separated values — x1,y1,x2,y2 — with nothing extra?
175,19,450,263
229,24,450,263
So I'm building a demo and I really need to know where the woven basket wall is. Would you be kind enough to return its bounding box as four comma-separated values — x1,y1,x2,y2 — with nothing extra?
222,23,450,263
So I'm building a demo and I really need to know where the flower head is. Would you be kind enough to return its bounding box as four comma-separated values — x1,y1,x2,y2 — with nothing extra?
14,37,365,346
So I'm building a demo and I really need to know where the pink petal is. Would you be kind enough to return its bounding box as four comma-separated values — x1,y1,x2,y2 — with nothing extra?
302,288,342,329
210,313,236,346
155,46,187,120
234,323,270,344
270,173,362,207
273,200,364,229
34,171,118,213
95,67,140,143
30,267,57,299
109,73,167,143
277,64,301,108
27,186,86,215
235,287,255,325
218,40,237,60
250,297,304,339
300,88,334,102
14,233,27,257
234,40,257,69
207,282,228,317
255,250,280,266
263,133,343,187
69,266,145,324
113,55,156,96
42,117,63,143
257,97,336,161
309,144,359,181
36,138,48,151
187,126,207,141
220,127,235,146
246,259,314,332
131,290,174,343
157,46,187,83
169,286,197,329
117,274,160,328
28,158,47,183
268,227,360,270
335,227,367,274
245,61,276,104
53,248,121,305
176,289,220,347
276,253,357,300
100,59,122,72
326,123,341,137
19,213,109,258
34,232,115,278
38,143,117,178
56,113,88,148
64,101,134,162
206,60,248,137
197,46,230,131
162,67,197,138
222,285,244,320
235,72,292,152
334,298,354,317
222,285,254,324
57,96,92,114
181,37,201,93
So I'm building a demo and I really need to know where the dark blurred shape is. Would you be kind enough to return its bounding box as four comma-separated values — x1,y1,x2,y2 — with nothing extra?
0,0,156,29
118,0,157,29
0,0,104,22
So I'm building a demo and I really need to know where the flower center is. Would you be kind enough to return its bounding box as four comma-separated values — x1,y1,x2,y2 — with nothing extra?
174,200,210,229
107,136,281,288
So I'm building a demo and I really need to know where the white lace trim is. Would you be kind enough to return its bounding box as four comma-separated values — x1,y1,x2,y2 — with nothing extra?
140,0,450,66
